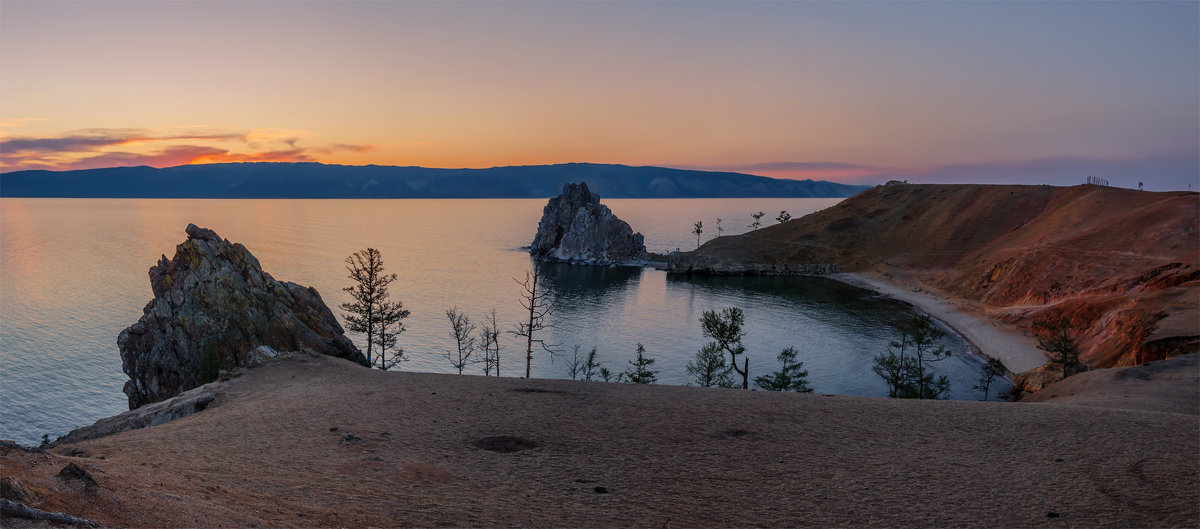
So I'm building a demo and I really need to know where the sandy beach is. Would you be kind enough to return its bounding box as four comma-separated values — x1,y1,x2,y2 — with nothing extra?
829,272,1049,373
3,352,1196,528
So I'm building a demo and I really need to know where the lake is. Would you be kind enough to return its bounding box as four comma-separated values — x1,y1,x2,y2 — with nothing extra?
0,197,1006,445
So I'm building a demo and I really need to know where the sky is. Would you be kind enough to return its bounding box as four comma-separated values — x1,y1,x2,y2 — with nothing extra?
1,1,1196,190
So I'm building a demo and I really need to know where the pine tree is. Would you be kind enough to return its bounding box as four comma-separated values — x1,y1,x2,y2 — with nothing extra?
700,307,750,389
620,343,658,384
754,347,812,392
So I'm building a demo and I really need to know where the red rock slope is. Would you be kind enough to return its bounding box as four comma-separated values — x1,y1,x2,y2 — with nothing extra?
672,183,1198,368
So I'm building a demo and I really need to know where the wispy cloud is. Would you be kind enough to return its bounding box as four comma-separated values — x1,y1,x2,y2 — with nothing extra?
0,127,376,172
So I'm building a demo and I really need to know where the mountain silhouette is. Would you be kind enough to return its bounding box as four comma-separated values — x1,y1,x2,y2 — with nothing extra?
0,162,868,198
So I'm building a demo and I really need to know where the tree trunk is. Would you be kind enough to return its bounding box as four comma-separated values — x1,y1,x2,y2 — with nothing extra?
742,357,749,389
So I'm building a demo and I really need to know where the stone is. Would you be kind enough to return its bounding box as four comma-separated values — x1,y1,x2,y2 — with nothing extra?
57,462,96,486
118,224,367,409
530,182,647,264
54,382,222,446
0,477,39,504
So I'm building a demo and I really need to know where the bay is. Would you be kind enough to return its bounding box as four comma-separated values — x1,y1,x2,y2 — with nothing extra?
0,197,1006,446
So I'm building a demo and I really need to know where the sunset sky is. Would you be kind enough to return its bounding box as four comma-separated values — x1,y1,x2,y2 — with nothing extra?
1,1,1196,189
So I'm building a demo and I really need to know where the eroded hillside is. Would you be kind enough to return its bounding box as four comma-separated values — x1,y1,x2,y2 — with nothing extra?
672,183,1199,368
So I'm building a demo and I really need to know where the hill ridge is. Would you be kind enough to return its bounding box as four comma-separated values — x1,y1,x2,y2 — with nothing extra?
0,161,868,198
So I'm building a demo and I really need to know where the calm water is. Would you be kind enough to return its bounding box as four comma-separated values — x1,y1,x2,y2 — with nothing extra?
0,197,1006,445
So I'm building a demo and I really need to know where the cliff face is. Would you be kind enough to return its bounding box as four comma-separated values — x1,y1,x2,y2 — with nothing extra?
530,182,648,264
118,224,366,409
672,183,1199,368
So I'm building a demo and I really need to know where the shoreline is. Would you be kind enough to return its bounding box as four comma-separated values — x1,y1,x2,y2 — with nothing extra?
827,272,1048,373
3,354,1195,528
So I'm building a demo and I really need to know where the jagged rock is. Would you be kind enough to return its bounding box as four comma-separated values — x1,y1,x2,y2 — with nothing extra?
0,477,39,504
54,382,221,446
118,224,366,409
530,182,647,264
57,462,96,486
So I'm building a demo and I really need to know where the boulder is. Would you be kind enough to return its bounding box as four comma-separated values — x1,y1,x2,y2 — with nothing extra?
530,182,647,264
118,224,366,409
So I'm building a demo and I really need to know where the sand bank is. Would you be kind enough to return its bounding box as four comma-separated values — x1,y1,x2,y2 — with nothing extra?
828,272,1048,373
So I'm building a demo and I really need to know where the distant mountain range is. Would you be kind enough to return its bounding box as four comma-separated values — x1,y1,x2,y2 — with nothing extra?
0,162,869,198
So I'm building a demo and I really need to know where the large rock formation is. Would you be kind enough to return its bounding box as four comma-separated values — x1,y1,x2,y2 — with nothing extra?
530,182,648,263
118,224,366,409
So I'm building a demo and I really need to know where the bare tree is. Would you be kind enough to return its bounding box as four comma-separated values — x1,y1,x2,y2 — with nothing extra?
477,309,502,376
512,265,556,378
776,210,791,224
700,307,750,389
715,217,723,237
692,221,703,248
341,248,410,369
445,306,477,374
566,345,585,380
749,211,765,230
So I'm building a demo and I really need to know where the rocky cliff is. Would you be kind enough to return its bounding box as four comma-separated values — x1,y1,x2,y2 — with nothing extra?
670,183,1199,370
530,182,648,264
117,224,366,409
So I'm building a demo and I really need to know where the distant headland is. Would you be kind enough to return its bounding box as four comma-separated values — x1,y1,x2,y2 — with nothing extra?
0,162,869,199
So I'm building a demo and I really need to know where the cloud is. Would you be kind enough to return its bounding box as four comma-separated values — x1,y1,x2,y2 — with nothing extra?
684,151,1199,191
0,127,377,172
711,161,883,172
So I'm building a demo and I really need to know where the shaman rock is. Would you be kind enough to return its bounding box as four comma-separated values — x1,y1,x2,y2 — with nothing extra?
530,182,647,264
117,224,366,409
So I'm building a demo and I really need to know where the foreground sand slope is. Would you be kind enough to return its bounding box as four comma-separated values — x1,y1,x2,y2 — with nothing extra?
3,355,1196,528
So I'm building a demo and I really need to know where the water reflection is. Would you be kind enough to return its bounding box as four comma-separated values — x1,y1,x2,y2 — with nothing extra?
0,197,1006,447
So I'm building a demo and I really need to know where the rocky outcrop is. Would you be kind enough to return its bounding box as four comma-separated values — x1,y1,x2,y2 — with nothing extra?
530,182,647,264
667,254,837,275
118,224,366,409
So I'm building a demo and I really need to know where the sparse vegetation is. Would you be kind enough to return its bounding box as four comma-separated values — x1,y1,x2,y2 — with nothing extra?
686,342,734,388
692,221,703,248
715,217,723,237
871,315,951,399
749,211,765,230
1034,318,1081,379
619,343,658,384
512,265,557,378
477,309,502,376
973,357,1007,400
341,248,410,369
753,347,812,392
445,307,477,374
776,210,791,224
700,307,751,389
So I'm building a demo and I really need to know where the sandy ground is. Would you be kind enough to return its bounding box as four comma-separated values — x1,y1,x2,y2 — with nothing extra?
1023,353,1199,415
2,353,1196,528
829,272,1048,373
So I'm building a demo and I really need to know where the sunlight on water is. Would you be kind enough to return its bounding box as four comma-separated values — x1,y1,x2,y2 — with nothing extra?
0,197,1005,445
